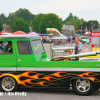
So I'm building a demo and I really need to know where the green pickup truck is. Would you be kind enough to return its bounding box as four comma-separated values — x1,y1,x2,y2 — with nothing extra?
0,34,100,96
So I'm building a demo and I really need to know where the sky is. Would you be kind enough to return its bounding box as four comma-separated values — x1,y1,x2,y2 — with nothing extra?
0,0,100,23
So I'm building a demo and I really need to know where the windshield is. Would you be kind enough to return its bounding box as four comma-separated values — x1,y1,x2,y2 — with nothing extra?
32,40,44,54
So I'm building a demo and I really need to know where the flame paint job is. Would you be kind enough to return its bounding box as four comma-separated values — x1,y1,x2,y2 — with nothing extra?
1,71,100,87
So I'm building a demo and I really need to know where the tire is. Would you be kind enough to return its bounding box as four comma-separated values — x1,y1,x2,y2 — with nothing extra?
0,76,18,92
82,41,85,44
72,79,94,95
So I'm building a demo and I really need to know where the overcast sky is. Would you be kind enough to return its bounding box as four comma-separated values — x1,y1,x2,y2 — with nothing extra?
0,0,100,23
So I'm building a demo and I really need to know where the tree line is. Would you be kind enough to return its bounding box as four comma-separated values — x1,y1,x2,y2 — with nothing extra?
0,8,99,34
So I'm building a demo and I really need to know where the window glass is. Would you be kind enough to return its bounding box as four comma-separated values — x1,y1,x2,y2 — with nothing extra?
0,41,13,54
32,40,44,54
17,41,32,54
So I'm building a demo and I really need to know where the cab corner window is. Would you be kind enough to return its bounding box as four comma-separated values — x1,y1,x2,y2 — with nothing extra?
32,40,44,54
0,41,13,54
17,41,32,54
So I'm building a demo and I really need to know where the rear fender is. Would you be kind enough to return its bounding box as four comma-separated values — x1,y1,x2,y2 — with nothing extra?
0,73,19,84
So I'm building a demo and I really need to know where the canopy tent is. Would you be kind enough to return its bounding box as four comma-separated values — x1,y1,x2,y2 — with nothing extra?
27,32,39,36
12,31,27,35
84,31,91,35
50,36,67,40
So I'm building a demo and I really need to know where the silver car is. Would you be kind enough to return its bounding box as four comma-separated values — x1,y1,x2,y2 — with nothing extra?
81,36,90,44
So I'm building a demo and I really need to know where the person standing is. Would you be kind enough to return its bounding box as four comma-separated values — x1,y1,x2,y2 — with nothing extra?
73,38,82,53
78,36,81,42
70,36,73,44
73,36,75,43
68,36,71,44
42,36,45,43
73,38,82,60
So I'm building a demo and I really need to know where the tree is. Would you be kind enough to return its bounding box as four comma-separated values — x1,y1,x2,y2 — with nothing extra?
62,13,79,24
65,18,86,30
73,16,78,19
14,8,35,24
12,18,30,33
59,18,63,24
6,8,35,30
88,20,99,29
79,22,92,30
30,13,44,32
0,13,6,24
6,13,17,31
0,21,3,32
38,13,62,33
66,13,74,21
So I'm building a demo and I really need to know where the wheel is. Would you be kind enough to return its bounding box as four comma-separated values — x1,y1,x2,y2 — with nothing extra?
0,76,18,92
82,41,85,44
72,79,94,95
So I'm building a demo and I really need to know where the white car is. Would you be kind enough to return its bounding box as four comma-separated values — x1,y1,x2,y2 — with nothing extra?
81,36,90,44
2,33,12,35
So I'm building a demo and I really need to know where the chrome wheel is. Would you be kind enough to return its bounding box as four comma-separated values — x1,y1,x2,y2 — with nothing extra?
76,79,90,92
72,79,94,95
2,77,15,91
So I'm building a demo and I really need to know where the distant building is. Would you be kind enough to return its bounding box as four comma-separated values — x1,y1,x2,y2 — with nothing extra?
2,24,11,33
2,24,32,33
62,24,75,36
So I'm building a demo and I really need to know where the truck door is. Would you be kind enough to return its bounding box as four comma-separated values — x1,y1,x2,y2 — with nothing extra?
16,40,35,68
0,41,16,71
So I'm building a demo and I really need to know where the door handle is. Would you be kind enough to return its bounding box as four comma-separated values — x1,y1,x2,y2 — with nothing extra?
18,59,21,61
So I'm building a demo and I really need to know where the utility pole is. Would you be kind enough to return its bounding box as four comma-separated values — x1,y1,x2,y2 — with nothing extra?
81,25,82,36
92,23,96,32
92,23,93,32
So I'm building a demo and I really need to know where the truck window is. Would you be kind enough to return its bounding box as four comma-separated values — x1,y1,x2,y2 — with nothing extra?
17,41,32,54
0,41,13,54
32,40,44,54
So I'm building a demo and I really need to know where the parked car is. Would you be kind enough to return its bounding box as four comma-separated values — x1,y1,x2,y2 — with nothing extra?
81,36,90,44
2,33,12,35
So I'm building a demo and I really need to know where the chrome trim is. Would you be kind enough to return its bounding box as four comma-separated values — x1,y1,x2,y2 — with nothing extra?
0,67,100,72
16,68,100,72
0,68,16,71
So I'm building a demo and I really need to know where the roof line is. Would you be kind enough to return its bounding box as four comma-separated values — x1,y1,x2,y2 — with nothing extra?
0,35,40,39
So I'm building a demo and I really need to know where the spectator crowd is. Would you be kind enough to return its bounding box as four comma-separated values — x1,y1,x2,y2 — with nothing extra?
41,35,83,44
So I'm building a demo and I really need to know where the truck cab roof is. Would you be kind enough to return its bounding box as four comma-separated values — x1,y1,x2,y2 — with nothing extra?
0,35,41,39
